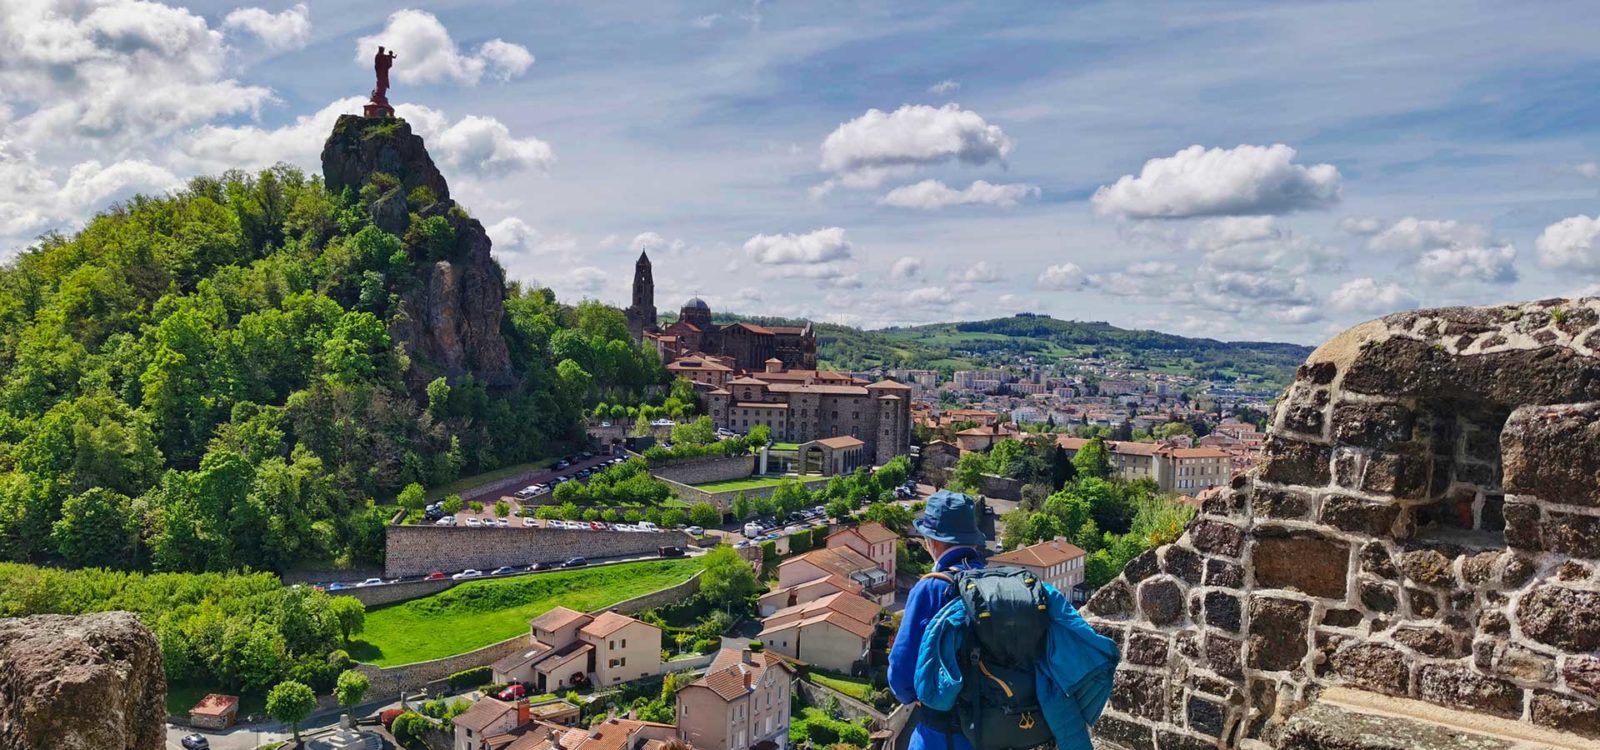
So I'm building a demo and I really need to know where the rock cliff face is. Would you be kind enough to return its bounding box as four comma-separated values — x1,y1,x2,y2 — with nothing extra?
1084,298,1600,749
0,612,166,750
321,114,514,389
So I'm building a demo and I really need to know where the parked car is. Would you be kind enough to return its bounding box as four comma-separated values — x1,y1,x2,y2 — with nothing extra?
327,582,348,591
490,566,516,576
637,521,659,532
528,562,550,571
686,525,704,536
514,487,538,499
658,546,685,558
357,577,384,587
562,557,588,568
496,518,510,528
554,460,570,470
453,569,484,580
424,570,447,581
434,516,454,526
498,684,527,701
589,521,606,531
466,517,481,527
181,734,211,750
523,518,538,527
743,522,762,538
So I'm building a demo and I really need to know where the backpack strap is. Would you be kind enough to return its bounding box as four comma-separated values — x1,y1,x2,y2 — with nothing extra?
922,571,956,585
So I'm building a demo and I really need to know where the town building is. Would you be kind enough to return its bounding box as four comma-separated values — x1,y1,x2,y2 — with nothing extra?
458,703,674,750
706,362,912,465
988,538,1088,602
758,546,894,615
954,423,1020,453
455,697,531,750
490,607,662,692
629,252,817,371
666,355,735,389
188,694,239,730
1056,437,1232,493
676,648,793,750
824,522,897,580
757,591,880,672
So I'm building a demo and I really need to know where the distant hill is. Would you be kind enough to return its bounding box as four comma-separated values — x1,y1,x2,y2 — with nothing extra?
703,311,1311,388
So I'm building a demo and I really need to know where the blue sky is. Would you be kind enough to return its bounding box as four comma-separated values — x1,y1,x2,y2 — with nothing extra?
4,1,1600,343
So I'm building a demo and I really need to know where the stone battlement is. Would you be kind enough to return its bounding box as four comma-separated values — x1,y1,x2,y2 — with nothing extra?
1084,299,1600,749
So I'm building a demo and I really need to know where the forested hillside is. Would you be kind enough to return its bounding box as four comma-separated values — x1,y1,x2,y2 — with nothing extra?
0,158,663,573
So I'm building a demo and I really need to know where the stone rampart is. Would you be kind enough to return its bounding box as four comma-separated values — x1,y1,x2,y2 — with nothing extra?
384,525,692,578
342,578,457,607
1085,299,1600,749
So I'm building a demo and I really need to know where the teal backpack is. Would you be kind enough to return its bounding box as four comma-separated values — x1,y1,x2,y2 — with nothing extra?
919,566,1055,750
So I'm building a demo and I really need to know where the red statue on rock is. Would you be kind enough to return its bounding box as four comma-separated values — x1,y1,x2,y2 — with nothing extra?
365,46,397,118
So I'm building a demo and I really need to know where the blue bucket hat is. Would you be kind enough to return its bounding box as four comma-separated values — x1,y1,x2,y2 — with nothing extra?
912,490,986,545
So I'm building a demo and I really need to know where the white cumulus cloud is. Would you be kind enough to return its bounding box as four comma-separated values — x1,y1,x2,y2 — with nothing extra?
1416,244,1518,285
1091,144,1341,219
879,179,1038,210
818,104,1013,190
356,10,533,86
1366,217,1488,254
890,256,924,281
928,79,960,95
1037,263,1088,291
224,3,311,50
957,261,1002,284
744,227,852,265
1328,278,1419,315
1535,215,1600,272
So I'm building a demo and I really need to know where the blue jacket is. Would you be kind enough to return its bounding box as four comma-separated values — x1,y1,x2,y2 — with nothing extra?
890,546,985,750
913,575,1119,750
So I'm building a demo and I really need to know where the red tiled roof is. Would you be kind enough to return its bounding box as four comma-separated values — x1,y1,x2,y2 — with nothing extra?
990,538,1086,569
531,607,589,633
579,610,649,639
455,697,520,733
191,694,238,717
813,436,864,449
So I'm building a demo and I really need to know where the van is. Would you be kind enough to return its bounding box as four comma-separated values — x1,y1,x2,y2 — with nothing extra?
637,521,659,532
743,521,762,538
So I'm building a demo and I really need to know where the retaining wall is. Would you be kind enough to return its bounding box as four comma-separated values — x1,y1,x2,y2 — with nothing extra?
340,578,458,607
384,525,692,578
649,455,756,485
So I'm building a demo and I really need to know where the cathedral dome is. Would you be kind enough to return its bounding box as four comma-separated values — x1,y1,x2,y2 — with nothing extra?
683,297,710,311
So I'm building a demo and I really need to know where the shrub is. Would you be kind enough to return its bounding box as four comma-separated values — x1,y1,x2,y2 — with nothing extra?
448,666,492,690
494,500,510,517
469,501,484,513
693,638,720,654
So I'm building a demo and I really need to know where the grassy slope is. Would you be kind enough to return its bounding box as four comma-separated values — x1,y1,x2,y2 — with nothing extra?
691,475,829,491
350,558,703,666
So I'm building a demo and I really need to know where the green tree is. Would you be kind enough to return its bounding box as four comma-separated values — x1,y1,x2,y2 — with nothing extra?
952,452,991,493
746,424,772,447
397,482,426,512
266,680,317,740
671,416,716,446
875,455,912,490
51,487,135,567
731,493,752,521
1071,437,1114,480
335,669,370,708
688,503,721,528
441,494,463,514
328,596,366,643
494,500,510,517
860,502,913,534
699,546,759,613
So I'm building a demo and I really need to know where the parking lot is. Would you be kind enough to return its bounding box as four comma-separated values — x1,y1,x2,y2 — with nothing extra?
424,450,624,527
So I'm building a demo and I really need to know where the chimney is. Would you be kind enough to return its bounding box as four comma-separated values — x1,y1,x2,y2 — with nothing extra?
742,648,757,666
517,699,530,725
766,358,783,373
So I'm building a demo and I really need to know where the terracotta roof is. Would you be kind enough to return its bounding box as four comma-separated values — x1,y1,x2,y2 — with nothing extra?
851,522,897,544
684,649,793,702
990,538,1086,569
668,359,732,372
812,436,864,449
781,546,879,580
1171,447,1231,459
707,388,731,395
579,610,649,639
492,644,553,674
455,697,521,733
866,379,913,390
728,322,773,335
191,694,238,717
531,607,590,633
727,376,769,386
762,591,881,634
576,718,672,750
766,383,869,395
736,402,788,409
766,325,810,335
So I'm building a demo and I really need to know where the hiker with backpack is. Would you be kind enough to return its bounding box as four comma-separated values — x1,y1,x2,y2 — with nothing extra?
888,491,1120,750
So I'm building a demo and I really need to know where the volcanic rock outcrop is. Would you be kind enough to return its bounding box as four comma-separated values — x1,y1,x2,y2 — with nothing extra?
321,115,514,389
1085,299,1600,749
0,611,166,750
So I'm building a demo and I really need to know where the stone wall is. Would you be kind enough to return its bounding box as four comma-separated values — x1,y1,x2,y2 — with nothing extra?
356,574,701,695
0,612,166,750
342,578,458,607
649,455,756,485
385,525,692,578
1084,299,1600,749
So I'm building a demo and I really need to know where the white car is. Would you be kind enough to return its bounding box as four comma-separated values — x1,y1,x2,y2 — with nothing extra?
466,517,481,527
434,516,455,526
452,569,483,580
357,578,384,587
686,526,704,536
523,518,538,527
637,521,659,532
496,518,510,527
743,522,763,538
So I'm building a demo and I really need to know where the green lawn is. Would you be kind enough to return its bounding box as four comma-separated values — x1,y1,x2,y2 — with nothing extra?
692,475,829,492
349,558,703,666
426,458,557,501
806,671,875,702
771,442,801,451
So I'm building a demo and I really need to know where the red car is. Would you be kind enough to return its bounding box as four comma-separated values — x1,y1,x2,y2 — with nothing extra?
424,570,446,581
497,684,526,701
589,521,606,531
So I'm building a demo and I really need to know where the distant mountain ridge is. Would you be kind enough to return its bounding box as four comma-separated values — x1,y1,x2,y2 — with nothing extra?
704,311,1311,387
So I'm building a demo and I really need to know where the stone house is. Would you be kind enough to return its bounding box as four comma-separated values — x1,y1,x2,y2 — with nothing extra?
1056,437,1231,493
188,693,238,730
676,648,794,750
757,591,881,673
454,697,529,750
472,714,676,750
491,607,662,692
704,364,912,465
988,537,1088,602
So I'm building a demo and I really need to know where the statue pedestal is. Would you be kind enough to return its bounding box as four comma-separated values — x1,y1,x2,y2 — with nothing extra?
364,91,395,118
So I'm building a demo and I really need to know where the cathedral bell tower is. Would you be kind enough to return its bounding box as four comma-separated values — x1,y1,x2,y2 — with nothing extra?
625,251,657,340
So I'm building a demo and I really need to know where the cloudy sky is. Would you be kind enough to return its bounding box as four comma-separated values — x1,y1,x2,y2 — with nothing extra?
4,1,1600,344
